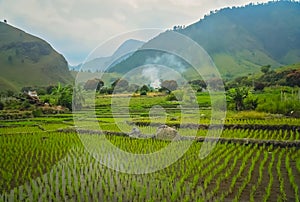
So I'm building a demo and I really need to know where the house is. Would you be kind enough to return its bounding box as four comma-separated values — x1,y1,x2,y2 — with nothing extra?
28,90,38,99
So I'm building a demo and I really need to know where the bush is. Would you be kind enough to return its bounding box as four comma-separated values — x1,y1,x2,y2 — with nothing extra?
166,93,178,101
20,100,32,110
58,92,72,111
243,95,258,110
41,95,51,104
140,85,150,92
172,90,184,101
99,87,113,94
256,99,300,116
32,108,43,117
140,91,147,96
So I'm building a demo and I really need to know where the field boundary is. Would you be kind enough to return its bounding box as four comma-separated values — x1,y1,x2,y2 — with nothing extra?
129,121,300,131
59,128,300,148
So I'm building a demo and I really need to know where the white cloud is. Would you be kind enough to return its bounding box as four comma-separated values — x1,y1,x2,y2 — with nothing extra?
0,0,269,65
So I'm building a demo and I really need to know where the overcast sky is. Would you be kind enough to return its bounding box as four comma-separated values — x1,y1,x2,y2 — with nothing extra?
1,0,270,65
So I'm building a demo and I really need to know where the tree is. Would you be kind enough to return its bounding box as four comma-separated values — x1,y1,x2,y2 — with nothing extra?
244,95,258,110
58,88,72,110
84,78,104,91
254,82,266,91
140,85,150,92
111,78,128,88
99,86,113,94
207,77,224,91
51,83,74,110
51,82,64,104
161,80,178,93
111,78,129,93
227,87,250,111
286,70,300,87
188,79,207,92
261,65,271,74
128,84,139,93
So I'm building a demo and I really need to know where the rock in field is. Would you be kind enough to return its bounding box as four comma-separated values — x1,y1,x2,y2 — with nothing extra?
129,127,142,138
155,125,180,140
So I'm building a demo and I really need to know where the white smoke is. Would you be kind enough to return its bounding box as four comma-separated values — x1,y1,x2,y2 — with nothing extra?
141,53,186,88
142,66,161,88
145,54,186,73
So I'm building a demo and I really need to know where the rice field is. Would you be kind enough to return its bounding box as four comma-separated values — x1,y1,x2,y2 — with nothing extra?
0,95,299,201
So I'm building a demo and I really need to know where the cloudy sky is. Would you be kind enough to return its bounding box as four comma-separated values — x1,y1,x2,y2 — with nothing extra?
1,0,269,65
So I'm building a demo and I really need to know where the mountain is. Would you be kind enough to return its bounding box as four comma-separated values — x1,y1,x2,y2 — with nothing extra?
109,1,300,79
0,22,73,92
80,39,144,72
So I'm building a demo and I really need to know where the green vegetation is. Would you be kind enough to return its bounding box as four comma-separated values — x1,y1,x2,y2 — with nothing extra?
0,127,299,201
0,1,300,200
0,22,73,92
0,71,300,200
109,1,300,78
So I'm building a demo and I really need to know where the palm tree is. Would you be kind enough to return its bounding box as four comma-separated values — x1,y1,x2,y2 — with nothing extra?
51,82,63,105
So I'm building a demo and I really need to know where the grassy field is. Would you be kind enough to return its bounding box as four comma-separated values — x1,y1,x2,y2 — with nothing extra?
0,93,299,201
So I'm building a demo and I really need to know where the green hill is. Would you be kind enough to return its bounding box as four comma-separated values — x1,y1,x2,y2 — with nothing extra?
110,1,300,79
0,22,73,92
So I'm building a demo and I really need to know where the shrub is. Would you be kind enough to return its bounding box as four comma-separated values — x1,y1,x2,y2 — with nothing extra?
140,85,150,93
166,93,178,101
41,96,51,104
256,99,300,116
172,90,184,101
58,92,72,111
20,100,32,110
243,95,258,110
140,91,147,96
32,108,43,117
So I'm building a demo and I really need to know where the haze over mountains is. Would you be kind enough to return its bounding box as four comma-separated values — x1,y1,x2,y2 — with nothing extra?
78,39,144,72
110,1,300,79
0,0,299,92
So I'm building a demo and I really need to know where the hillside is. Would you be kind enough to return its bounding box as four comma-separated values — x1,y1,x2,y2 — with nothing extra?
110,1,300,79
0,22,73,92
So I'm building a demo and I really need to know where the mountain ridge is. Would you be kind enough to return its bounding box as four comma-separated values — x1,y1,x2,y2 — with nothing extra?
109,1,300,79
0,22,73,92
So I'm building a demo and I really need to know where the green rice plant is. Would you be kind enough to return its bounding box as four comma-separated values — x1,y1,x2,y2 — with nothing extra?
263,151,275,202
0,119,299,202
276,149,287,201
249,148,268,201
221,145,255,199
233,148,261,201
206,144,251,200
285,155,299,202
203,147,238,190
